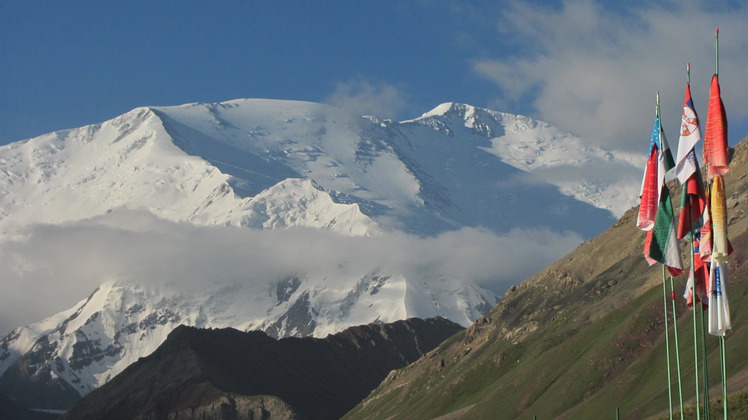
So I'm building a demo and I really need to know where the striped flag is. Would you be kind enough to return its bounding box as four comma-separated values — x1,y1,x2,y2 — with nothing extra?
637,111,674,230
642,107,684,276
644,182,684,277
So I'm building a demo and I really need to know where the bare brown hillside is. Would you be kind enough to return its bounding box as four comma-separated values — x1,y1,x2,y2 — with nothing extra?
345,138,748,420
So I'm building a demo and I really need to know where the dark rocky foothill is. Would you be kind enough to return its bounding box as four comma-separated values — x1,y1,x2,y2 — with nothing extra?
62,317,463,420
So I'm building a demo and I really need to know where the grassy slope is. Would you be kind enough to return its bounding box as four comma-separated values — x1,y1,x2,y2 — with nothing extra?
344,139,748,420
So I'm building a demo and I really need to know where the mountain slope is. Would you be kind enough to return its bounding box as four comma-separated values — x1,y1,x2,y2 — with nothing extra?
0,99,624,239
0,103,379,237
344,138,748,420
61,317,464,420
0,99,632,410
408,102,641,218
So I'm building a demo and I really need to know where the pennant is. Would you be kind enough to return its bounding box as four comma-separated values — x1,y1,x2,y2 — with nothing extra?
703,74,729,179
707,260,731,336
674,82,702,183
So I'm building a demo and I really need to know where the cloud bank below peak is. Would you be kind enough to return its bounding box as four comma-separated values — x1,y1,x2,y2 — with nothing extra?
0,209,581,336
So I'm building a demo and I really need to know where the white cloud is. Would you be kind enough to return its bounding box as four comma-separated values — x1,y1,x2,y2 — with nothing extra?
324,78,407,119
473,0,748,152
0,209,581,336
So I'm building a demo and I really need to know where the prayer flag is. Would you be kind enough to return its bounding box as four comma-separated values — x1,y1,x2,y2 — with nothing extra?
703,74,729,179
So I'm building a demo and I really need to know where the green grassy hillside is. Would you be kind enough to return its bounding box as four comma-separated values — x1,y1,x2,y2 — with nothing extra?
344,139,748,420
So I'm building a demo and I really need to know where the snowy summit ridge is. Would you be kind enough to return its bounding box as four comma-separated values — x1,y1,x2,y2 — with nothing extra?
0,98,637,408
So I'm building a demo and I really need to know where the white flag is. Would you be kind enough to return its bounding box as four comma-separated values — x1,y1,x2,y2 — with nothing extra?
708,261,731,336
674,83,701,183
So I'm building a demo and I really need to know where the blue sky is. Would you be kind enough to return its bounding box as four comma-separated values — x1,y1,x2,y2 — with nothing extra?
1,0,747,153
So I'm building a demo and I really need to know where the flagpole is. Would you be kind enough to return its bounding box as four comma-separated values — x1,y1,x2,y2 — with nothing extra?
700,305,711,419
688,63,693,87
720,336,728,419
690,238,701,420
693,290,701,419
714,27,728,420
655,92,674,419
687,188,701,419
715,28,719,76
663,265,675,419
684,77,702,417
670,275,685,419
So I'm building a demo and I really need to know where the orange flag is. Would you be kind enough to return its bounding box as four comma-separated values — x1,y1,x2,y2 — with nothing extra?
703,74,729,179
637,146,659,230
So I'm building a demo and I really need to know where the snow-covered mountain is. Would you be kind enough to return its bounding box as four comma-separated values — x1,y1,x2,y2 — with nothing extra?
0,99,638,408
0,99,634,238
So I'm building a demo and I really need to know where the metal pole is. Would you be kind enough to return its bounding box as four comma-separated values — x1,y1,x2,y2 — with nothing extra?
663,266,674,419
720,336,727,419
670,276,685,419
691,235,701,419
700,305,711,419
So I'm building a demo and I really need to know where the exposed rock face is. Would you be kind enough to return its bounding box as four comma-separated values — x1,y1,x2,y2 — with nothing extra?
62,317,463,420
129,385,301,420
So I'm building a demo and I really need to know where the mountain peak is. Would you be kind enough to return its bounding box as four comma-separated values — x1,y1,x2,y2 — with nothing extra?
414,102,508,139
0,98,637,411
420,102,469,118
